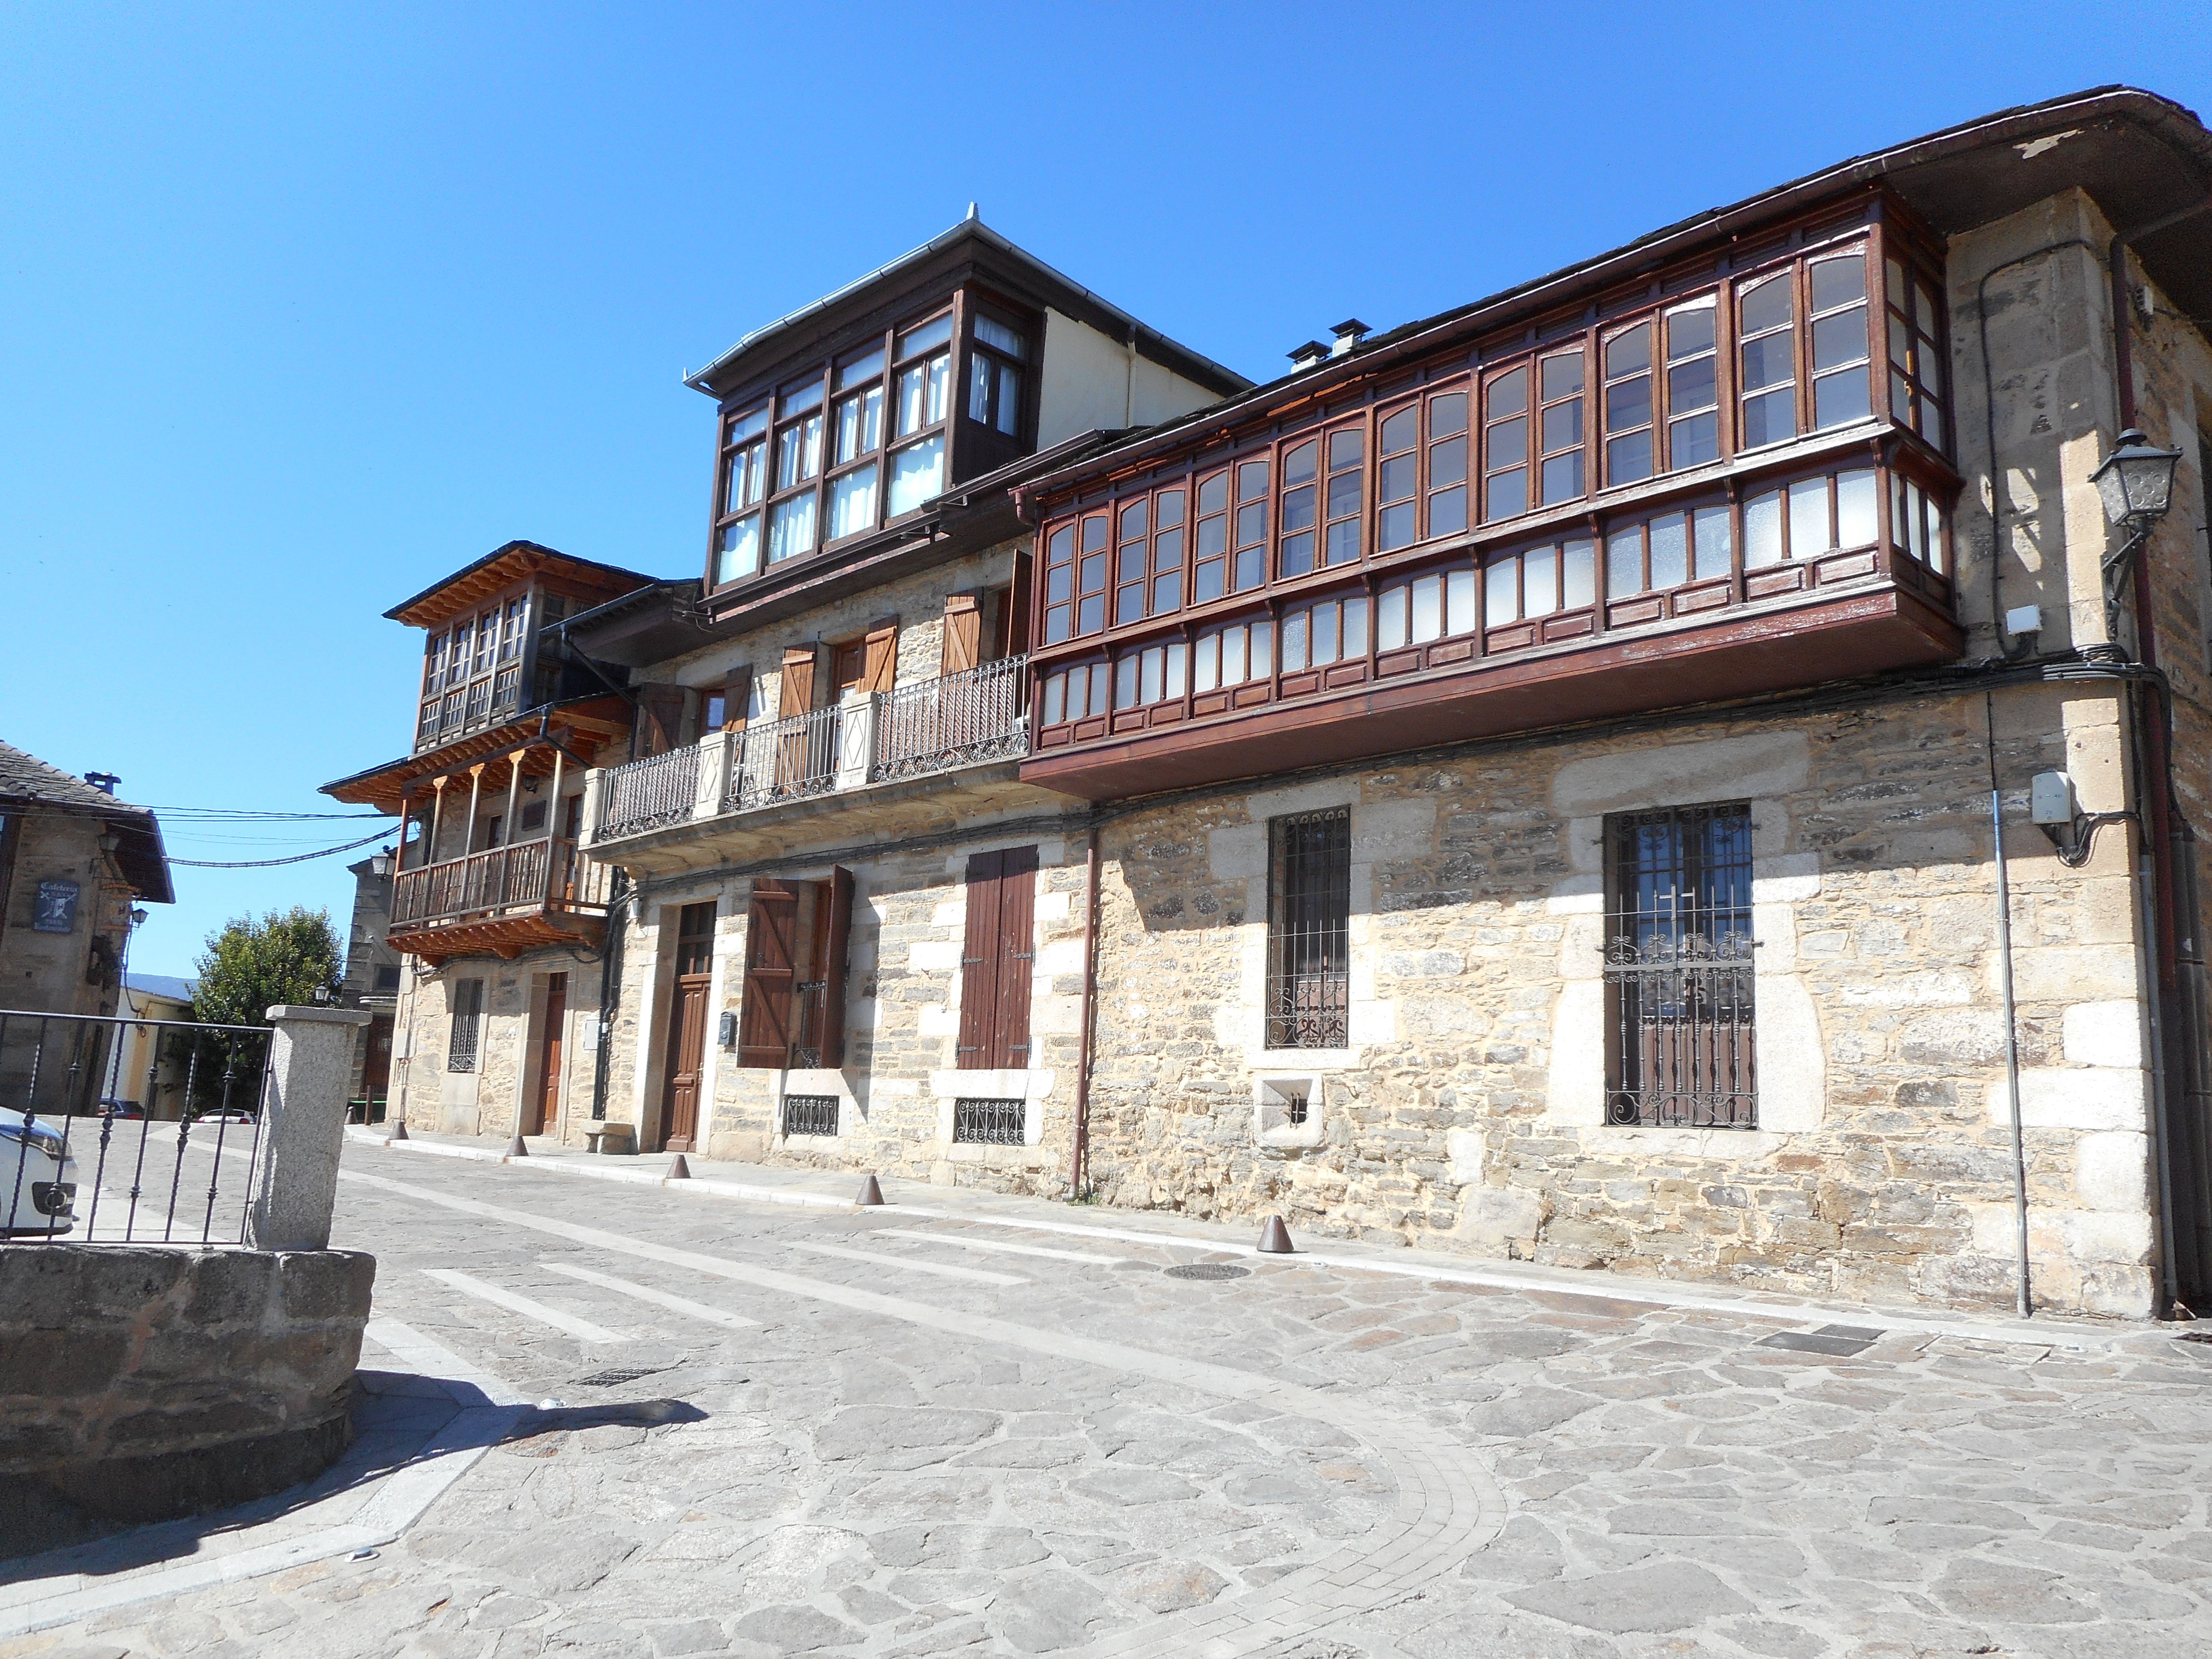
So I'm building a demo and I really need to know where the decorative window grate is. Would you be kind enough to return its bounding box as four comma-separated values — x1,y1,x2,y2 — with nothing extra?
1266,809,1351,1049
1603,803,1756,1128
951,1097,1024,1145
447,978,484,1074
782,1093,839,1137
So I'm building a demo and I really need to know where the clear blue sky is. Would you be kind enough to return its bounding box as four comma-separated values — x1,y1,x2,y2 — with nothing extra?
4,3,2205,979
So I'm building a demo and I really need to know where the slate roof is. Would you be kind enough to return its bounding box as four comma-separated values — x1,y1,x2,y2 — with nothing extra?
0,739,174,904
126,973,196,1005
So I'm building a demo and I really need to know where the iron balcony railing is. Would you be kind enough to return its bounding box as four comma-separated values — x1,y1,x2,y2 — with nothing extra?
389,836,610,931
597,744,701,839
873,655,1030,780
728,704,842,811
2,1008,275,1244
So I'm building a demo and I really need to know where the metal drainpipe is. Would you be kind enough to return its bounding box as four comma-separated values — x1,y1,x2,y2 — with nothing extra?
590,868,631,1122
1986,693,2034,1317
1067,823,1101,1198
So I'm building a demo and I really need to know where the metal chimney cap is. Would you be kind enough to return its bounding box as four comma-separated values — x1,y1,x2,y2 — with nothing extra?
1286,339,1331,367
1328,318,1370,340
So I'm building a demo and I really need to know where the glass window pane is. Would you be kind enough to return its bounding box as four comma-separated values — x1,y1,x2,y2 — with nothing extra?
1223,626,1246,684
1446,566,1476,632
1237,501,1267,548
1410,574,1443,642
1429,483,1467,538
728,404,769,442
1907,480,1928,562
1605,325,1651,379
1343,596,1369,656
1328,428,1364,471
1166,641,1187,699
1429,391,1468,439
768,493,817,563
1154,525,1183,573
1739,273,1792,334
1812,307,1867,372
1918,335,1945,398
1080,552,1106,593
975,316,1025,358
836,348,883,390
829,463,879,539
1045,564,1071,603
1120,500,1149,541
715,514,761,584
1377,501,1417,552
1914,282,1939,337
1327,470,1362,521
1428,437,1467,489
896,315,953,359
1540,352,1583,400
1283,441,1318,485
1044,606,1071,644
1541,400,1582,452
887,435,945,515
994,362,1020,435
1141,647,1163,705
1562,538,1595,608
1115,584,1143,626
1811,253,1866,312
1668,355,1716,415
1487,466,1526,521
1836,468,1878,547
1156,488,1184,528
1152,571,1182,613
1314,601,1340,664
836,386,883,464
1605,374,1651,435
1921,400,1945,449
779,376,824,417
1607,527,1644,599
1666,301,1716,360
1926,494,1945,573
1043,673,1065,726
968,354,992,424
1250,620,1273,677
1814,367,1871,429
1079,594,1105,633
1486,559,1518,626
1195,512,1226,560
1745,490,1783,567
1198,472,1228,515
1115,656,1138,709
1789,477,1830,555
1692,504,1732,578
777,413,823,487
1670,411,1719,469
1196,634,1220,692
1378,584,1408,650
1279,531,1314,577
1324,520,1361,564
1488,368,1528,418
1891,368,1914,423
1282,611,1308,672
1742,387,1796,448
1379,453,1417,505
1194,560,1224,603
1487,414,1527,469
1886,257,1908,315
1541,450,1584,504
1239,459,1270,502
1234,545,1266,590
1645,513,1684,589
1738,331,1794,392
1526,543,1558,616
1607,431,1653,486
1379,407,1417,456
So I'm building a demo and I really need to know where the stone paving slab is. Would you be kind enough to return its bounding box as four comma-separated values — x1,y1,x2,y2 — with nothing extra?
6,1140,2210,1658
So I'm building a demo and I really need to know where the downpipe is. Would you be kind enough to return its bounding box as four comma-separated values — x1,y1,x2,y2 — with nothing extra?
1985,693,2033,1317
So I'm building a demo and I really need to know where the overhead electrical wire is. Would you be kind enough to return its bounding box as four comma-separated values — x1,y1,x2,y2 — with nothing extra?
167,826,398,869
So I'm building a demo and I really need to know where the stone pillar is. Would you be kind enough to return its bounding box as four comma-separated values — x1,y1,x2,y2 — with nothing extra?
247,1006,373,1252
579,766,604,848
694,731,733,820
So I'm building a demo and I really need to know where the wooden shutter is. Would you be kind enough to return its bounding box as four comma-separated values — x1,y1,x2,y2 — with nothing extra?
957,846,1037,1070
736,881,798,1067
720,666,753,732
862,621,899,693
1006,550,1033,657
778,647,817,718
993,847,1037,1069
941,594,981,676
635,687,684,757
817,866,854,1068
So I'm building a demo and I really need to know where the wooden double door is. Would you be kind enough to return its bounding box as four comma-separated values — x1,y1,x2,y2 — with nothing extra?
658,902,715,1151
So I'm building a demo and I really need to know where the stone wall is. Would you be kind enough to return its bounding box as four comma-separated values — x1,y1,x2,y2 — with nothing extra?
391,948,602,1142
1078,690,2157,1319
0,1244,375,1522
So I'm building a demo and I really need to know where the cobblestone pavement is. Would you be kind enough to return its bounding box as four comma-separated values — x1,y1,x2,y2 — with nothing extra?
9,1142,2212,1659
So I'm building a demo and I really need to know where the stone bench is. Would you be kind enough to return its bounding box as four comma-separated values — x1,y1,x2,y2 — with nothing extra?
584,1123,636,1155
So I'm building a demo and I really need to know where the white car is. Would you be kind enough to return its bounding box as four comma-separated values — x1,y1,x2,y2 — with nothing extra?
2,1107,79,1236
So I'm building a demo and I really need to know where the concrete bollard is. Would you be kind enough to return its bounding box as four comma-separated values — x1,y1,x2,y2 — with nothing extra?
247,1006,373,1253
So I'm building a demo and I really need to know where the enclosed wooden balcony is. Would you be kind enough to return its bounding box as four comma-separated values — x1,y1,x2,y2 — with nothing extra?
387,836,611,967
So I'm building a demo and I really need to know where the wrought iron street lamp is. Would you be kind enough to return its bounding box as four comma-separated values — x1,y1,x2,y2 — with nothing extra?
2090,428,2185,658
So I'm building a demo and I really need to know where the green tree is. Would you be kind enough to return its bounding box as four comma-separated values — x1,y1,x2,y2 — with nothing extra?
188,908,342,1112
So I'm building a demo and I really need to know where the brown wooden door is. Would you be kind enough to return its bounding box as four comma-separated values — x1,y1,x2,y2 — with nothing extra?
658,903,715,1151
532,974,566,1135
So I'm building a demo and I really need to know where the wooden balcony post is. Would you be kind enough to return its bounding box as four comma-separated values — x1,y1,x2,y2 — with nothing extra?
580,766,604,848
498,750,524,904
463,765,485,856
428,775,449,862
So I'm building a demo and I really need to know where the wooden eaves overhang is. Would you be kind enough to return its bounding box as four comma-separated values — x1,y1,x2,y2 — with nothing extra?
384,540,661,630
319,694,632,816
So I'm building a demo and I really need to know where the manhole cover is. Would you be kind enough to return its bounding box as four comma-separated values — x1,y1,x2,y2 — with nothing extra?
1164,1262,1250,1281
574,1365,668,1387
1755,1324,1882,1358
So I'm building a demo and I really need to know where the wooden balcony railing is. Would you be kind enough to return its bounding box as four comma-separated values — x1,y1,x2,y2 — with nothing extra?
390,836,609,933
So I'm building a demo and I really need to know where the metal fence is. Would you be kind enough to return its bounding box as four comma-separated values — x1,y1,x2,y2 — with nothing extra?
1,1008,276,1244
597,745,701,839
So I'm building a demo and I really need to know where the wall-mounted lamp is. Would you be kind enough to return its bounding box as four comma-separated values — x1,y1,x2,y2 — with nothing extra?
2089,428,2185,658
370,848,393,878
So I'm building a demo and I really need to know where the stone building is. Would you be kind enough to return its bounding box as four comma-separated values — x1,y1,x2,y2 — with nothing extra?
0,743,172,1112
322,543,659,1142
364,88,2212,1321
336,848,401,1119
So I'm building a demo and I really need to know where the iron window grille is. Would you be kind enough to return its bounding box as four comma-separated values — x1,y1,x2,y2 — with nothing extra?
1603,803,1756,1128
446,978,484,1074
789,981,827,1069
1266,809,1352,1050
782,1093,839,1137
951,1097,1025,1146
